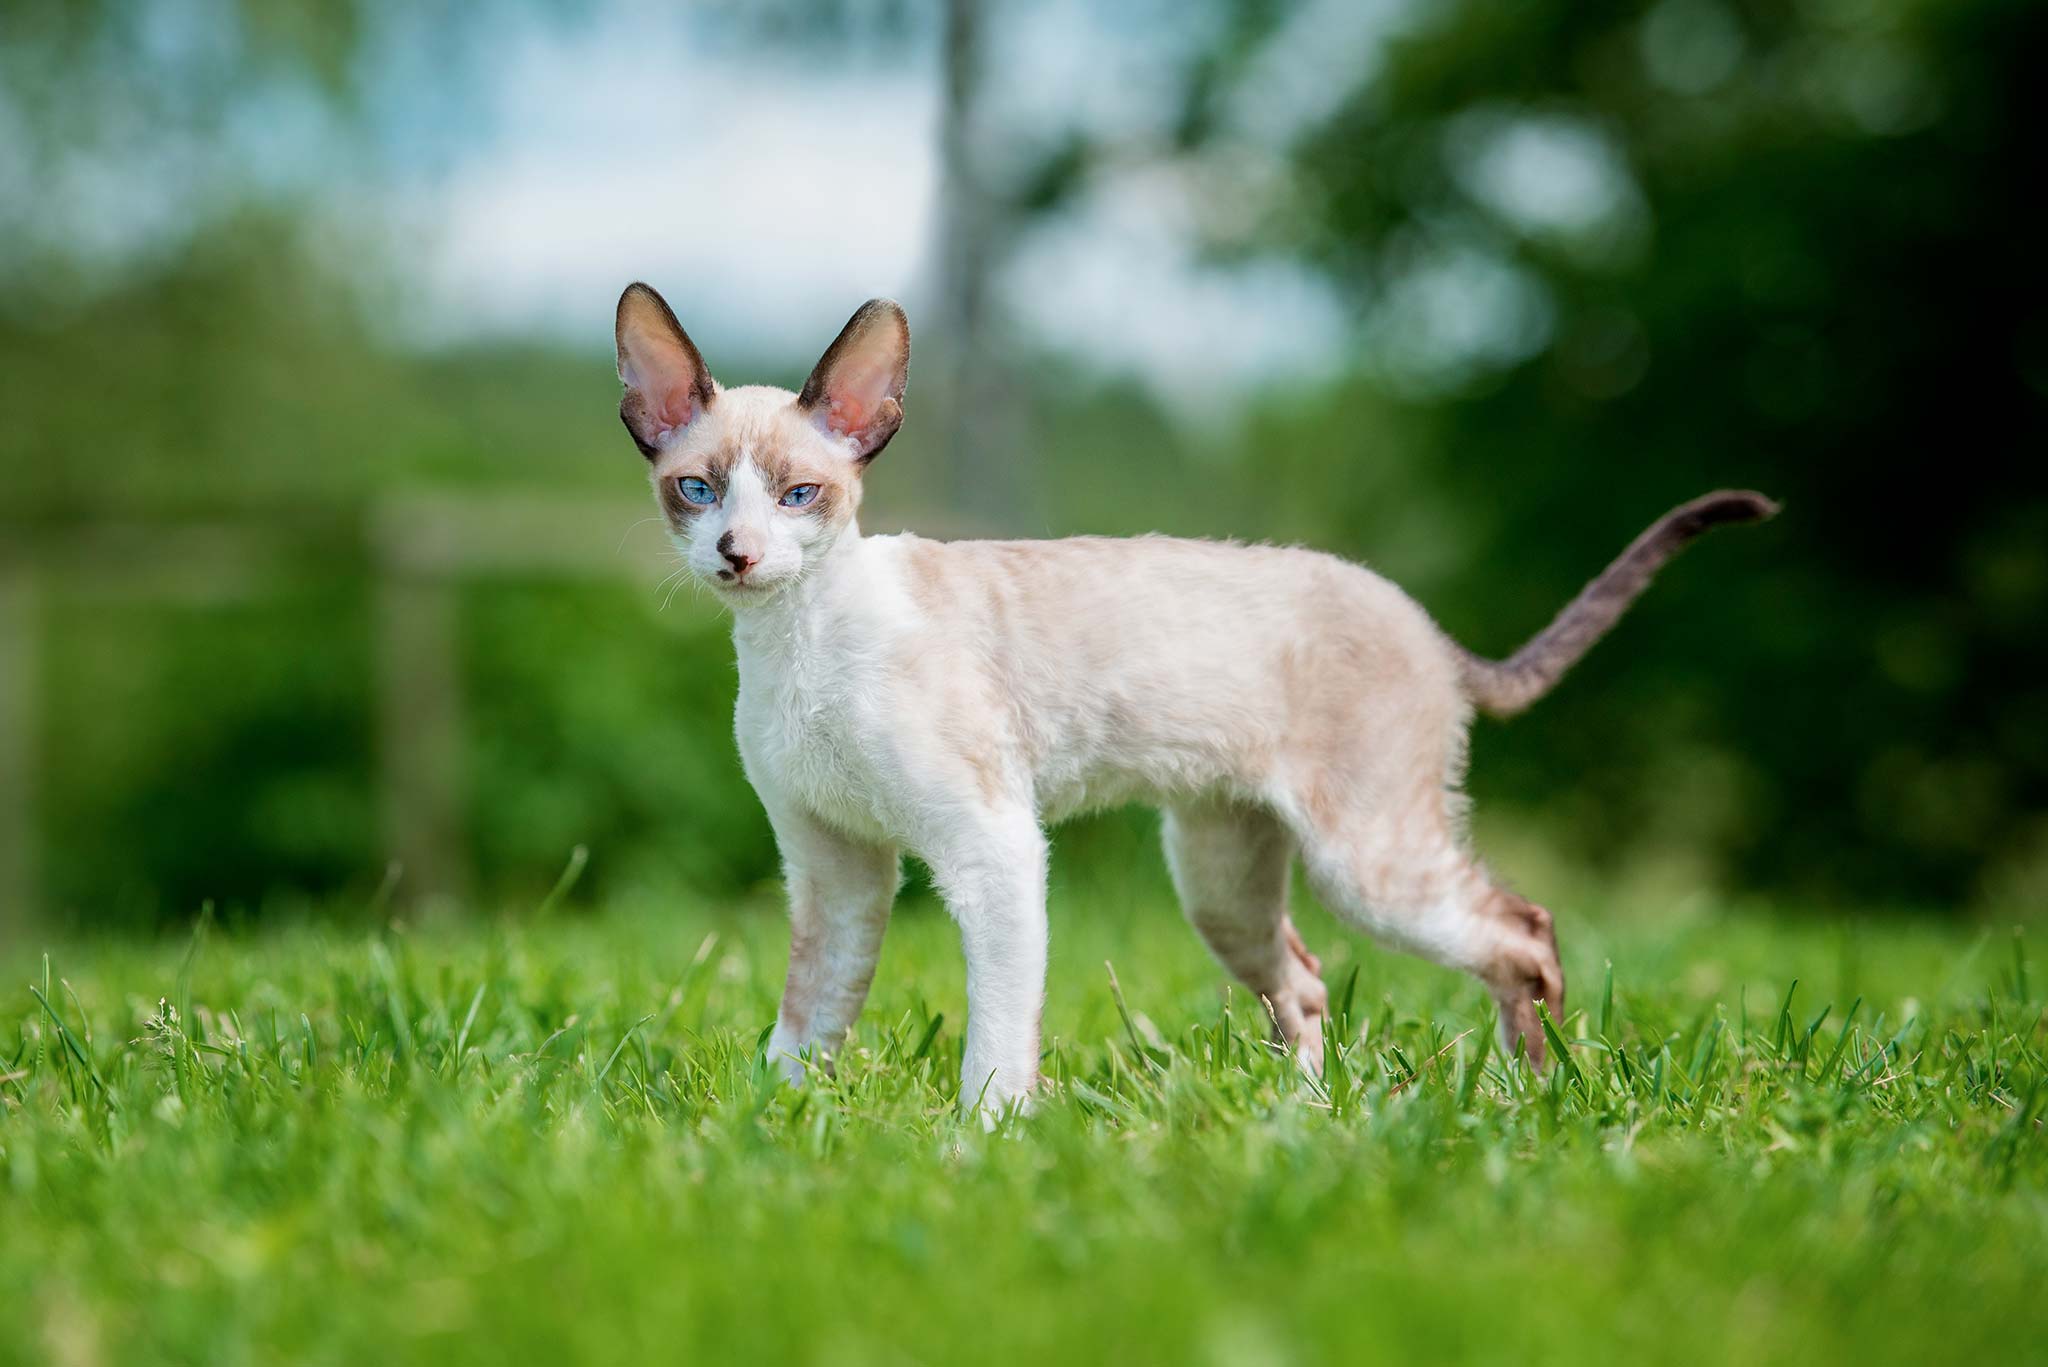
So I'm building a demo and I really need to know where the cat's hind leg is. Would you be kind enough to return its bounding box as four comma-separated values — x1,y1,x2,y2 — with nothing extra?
1280,784,1564,1066
1162,799,1330,1072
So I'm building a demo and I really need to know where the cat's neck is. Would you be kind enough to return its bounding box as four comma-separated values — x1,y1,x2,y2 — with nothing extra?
727,520,868,657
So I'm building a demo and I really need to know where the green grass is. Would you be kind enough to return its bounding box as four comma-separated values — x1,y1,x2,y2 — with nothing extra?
2,882,2044,1366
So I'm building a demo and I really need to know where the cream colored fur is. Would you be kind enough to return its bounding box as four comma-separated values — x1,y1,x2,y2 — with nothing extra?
615,283,1771,1118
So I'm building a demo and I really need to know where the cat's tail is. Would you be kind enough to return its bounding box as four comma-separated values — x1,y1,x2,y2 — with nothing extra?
1457,489,1779,720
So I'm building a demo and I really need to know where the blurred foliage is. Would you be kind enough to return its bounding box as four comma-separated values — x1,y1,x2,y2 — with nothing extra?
460,583,770,903
1260,0,2048,907
1017,0,2048,908
40,580,374,918
1,0,2043,925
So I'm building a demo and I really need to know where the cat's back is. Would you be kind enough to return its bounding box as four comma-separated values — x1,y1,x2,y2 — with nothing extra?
874,529,1456,710
883,530,1432,640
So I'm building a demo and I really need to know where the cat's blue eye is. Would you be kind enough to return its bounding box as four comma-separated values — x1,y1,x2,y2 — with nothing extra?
677,476,717,506
779,484,821,508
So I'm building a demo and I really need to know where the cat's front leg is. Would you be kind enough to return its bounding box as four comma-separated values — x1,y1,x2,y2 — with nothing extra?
762,800,900,1086
919,803,1049,1120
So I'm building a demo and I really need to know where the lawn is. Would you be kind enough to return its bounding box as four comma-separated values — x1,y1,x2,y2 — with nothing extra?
2,868,2044,1366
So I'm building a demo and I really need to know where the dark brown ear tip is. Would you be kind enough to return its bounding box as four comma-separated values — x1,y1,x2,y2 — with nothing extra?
854,297,910,338
617,283,693,343
869,299,910,371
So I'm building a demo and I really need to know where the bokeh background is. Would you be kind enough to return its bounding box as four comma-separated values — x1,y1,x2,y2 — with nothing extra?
0,0,2042,934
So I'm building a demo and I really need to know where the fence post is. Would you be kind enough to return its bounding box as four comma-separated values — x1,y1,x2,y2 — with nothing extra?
372,553,470,913
0,566,37,935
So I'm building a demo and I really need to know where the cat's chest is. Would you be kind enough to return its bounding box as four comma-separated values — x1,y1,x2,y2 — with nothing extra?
732,641,897,836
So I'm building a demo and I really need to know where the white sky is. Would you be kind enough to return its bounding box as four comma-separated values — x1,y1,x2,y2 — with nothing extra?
395,11,941,360
4,0,1635,404
384,3,1355,402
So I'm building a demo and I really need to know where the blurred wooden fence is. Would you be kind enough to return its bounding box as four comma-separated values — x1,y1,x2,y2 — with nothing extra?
0,497,670,927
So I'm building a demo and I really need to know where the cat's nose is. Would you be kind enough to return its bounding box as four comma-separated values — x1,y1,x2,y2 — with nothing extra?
717,531,760,576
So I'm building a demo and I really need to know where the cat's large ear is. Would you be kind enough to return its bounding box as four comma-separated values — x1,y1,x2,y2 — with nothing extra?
616,282,716,458
797,299,909,464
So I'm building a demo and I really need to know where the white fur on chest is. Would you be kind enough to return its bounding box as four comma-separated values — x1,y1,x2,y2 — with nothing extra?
731,538,921,842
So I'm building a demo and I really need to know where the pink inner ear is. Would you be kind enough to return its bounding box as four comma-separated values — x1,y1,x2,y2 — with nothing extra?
655,383,697,433
825,396,868,436
823,351,897,436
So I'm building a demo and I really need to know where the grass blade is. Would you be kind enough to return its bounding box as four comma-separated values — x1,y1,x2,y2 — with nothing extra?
454,983,487,1062
1538,1003,1582,1094
28,985,117,1109
535,844,590,919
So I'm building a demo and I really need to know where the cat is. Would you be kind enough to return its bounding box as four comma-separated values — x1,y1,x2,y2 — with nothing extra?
614,281,1776,1116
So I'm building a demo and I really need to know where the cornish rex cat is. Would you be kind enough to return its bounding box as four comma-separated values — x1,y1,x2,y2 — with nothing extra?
613,281,1775,1115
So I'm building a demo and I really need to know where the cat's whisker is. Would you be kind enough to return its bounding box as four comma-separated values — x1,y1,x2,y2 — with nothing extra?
616,515,665,555
652,561,691,612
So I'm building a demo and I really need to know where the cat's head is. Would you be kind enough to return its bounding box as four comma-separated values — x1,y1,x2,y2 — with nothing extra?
615,283,908,601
